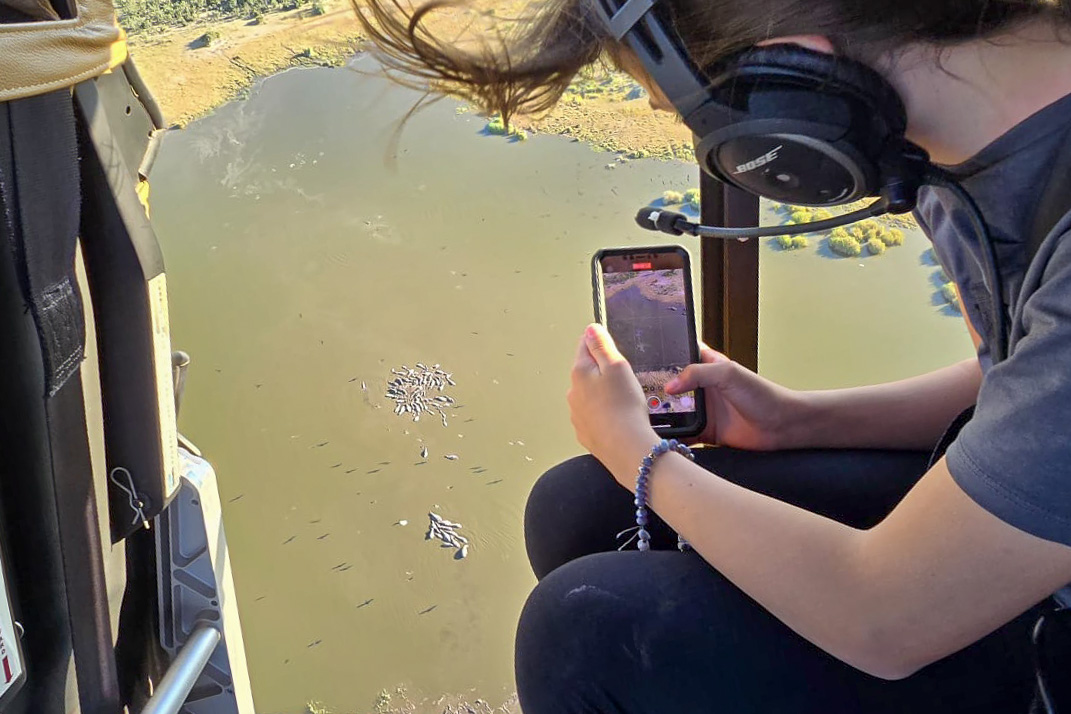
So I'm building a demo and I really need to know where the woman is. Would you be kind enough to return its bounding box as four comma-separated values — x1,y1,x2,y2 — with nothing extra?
356,0,1071,711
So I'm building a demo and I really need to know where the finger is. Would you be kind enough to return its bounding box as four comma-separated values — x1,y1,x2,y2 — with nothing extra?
573,332,598,376
699,342,729,364
665,360,734,394
583,323,625,372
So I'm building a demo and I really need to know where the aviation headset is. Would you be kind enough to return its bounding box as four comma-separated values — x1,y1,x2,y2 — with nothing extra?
591,0,932,210
594,0,1012,363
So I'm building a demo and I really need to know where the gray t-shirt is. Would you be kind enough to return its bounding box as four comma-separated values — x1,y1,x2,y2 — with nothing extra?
915,93,1071,604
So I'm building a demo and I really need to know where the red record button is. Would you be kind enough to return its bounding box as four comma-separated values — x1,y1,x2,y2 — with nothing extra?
647,396,662,409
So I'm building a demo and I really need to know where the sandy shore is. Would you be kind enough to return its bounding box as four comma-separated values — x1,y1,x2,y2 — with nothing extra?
127,0,693,159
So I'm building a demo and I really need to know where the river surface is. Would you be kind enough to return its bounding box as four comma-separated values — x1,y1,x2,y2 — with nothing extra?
151,55,974,713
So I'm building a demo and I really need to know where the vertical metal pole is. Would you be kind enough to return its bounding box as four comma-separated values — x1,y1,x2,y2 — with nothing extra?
171,351,189,419
699,171,760,372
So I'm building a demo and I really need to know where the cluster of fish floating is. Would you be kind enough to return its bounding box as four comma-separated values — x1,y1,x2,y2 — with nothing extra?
386,363,457,427
427,512,469,560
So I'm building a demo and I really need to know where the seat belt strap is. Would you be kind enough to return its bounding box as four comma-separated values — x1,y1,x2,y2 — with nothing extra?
0,90,121,714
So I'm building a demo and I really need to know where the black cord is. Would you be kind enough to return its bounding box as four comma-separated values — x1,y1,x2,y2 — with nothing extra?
925,170,1009,364
1032,612,1059,714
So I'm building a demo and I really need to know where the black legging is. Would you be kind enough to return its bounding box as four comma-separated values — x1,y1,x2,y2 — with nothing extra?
516,448,1043,713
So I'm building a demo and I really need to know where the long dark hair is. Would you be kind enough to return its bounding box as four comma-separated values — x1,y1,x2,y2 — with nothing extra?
353,0,1070,124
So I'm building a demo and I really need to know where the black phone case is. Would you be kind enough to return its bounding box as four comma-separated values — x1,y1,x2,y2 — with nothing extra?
591,246,706,439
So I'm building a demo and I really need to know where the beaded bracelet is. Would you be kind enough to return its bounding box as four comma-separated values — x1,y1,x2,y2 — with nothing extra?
633,438,695,552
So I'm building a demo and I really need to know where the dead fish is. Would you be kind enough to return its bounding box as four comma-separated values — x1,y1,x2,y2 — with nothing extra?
444,454,459,461
314,441,329,448
367,469,380,474
486,479,503,485
348,377,358,383
307,640,322,648
317,533,330,540
331,463,342,469
283,536,296,544
255,596,266,602
456,544,469,560
418,605,437,615
357,598,374,608
345,468,357,474
228,494,245,503
378,461,391,466
361,381,367,390
420,445,429,459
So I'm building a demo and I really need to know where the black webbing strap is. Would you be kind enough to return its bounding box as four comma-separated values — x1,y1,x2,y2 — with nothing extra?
0,91,121,714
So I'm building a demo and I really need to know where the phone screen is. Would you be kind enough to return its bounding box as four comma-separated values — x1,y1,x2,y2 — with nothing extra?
597,248,701,428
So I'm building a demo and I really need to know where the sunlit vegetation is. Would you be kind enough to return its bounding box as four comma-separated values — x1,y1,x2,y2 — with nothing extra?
485,116,527,141
684,188,701,211
775,235,809,250
194,28,221,46
662,190,684,205
829,229,863,257
941,281,962,312
116,0,307,32
775,205,908,258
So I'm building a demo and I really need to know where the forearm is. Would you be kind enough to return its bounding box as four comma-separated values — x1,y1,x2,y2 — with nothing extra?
788,358,982,451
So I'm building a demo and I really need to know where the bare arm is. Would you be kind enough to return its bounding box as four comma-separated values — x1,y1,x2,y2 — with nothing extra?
791,357,982,451
790,285,984,451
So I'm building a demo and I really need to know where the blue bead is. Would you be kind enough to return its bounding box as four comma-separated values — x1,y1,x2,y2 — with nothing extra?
637,528,650,540
634,497,643,507
637,514,648,526
635,508,646,518
637,540,650,552
642,456,653,467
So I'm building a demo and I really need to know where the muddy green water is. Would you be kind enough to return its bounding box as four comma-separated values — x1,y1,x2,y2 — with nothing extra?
151,56,974,713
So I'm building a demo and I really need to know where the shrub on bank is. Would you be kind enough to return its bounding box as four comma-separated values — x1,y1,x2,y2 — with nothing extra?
776,235,809,250
662,190,684,205
684,188,701,210
867,237,886,255
829,229,862,257
195,29,221,47
485,116,527,141
941,281,961,311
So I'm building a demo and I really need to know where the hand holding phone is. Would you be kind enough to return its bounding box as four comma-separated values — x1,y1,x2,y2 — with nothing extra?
592,246,706,438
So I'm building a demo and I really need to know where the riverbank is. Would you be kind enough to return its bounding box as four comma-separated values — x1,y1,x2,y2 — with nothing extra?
126,0,694,158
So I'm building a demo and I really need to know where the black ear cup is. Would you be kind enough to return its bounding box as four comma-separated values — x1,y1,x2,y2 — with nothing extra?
695,46,911,205
592,0,929,208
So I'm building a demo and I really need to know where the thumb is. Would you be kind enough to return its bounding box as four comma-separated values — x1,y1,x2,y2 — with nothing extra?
665,360,735,394
699,342,729,364
584,323,625,371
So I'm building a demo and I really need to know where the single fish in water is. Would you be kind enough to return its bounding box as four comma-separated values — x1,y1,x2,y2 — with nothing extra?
420,445,429,459
444,454,459,461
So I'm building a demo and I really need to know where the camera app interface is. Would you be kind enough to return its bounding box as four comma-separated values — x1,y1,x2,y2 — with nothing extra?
602,256,697,415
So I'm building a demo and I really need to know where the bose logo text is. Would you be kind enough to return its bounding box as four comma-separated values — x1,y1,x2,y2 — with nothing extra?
734,145,783,175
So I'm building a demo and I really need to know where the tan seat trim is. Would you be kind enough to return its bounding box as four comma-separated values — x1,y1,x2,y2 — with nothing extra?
0,0,125,102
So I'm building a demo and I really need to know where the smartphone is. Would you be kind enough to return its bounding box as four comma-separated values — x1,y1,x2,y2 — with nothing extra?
592,246,706,438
